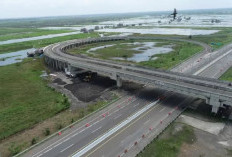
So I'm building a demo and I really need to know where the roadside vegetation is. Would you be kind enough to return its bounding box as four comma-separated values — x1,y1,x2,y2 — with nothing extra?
139,41,202,70
131,27,232,50
0,33,99,54
0,57,118,157
220,67,232,82
0,28,73,41
193,27,232,50
0,58,70,140
69,39,203,70
137,123,196,157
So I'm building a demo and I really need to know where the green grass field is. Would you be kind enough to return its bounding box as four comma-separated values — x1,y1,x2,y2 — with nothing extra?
0,33,99,54
220,67,232,82
0,28,73,41
137,124,196,157
0,58,70,140
193,27,232,50
139,41,203,70
69,39,203,70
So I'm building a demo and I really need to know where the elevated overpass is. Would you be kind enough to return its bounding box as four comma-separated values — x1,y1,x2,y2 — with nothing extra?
44,37,232,113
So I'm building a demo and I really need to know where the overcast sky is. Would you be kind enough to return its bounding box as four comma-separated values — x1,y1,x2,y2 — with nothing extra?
1,0,232,19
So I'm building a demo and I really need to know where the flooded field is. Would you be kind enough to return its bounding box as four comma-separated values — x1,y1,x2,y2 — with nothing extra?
0,48,35,66
88,42,173,62
87,44,116,53
97,28,219,36
100,14,232,27
0,32,80,45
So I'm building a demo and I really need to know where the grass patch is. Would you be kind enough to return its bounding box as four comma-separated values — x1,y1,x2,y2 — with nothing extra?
0,33,99,54
139,41,203,70
0,91,118,157
69,40,141,58
193,27,232,50
69,39,203,70
227,149,232,156
137,124,196,157
0,58,70,140
220,67,232,82
0,28,73,41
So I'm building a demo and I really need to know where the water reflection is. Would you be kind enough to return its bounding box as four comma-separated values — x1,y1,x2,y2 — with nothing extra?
0,48,35,66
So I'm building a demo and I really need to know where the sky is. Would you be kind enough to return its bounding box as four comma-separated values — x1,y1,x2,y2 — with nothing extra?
0,0,232,19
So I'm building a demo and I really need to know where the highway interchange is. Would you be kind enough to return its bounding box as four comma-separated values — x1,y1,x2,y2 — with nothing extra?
22,36,232,157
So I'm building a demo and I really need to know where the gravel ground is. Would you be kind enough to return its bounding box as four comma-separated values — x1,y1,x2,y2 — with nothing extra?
49,72,118,110
178,115,225,135
64,75,115,102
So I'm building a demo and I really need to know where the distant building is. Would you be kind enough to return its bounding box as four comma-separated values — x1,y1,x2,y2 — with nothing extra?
95,26,100,30
211,19,221,23
80,28,88,33
117,23,124,27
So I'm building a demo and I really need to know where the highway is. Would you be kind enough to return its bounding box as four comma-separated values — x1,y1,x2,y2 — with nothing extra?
22,37,232,157
80,93,192,157
44,37,232,106
23,88,166,157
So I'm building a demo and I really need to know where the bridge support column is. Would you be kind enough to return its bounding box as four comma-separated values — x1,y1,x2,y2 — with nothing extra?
116,76,122,88
67,64,75,73
209,95,221,114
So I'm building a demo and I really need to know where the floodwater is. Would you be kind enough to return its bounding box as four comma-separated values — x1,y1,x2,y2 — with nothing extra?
98,28,219,36
0,32,80,45
87,44,116,53
0,48,35,66
89,42,173,62
100,14,232,27
128,42,173,62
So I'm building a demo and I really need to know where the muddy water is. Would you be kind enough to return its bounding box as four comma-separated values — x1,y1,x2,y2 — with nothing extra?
0,48,35,66
98,28,219,36
0,32,80,45
88,42,173,62
87,44,116,53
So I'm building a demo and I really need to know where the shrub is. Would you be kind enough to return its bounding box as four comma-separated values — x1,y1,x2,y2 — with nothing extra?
44,128,50,136
31,138,37,145
8,143,22,156
57,124,63,130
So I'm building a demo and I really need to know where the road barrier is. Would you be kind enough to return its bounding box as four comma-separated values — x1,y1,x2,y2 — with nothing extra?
118,100,189,157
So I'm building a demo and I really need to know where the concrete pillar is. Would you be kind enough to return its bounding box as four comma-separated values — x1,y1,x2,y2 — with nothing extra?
209,95,221,113
67,64,73,73
116,76,122,87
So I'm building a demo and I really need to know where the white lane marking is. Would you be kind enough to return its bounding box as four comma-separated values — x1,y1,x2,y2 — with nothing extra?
144,119,150,124
71,129,85,138
114,114,122,120
63,137,70,143
43,147,53,154
53,143,62,148
72,100,159,157
91,127,102,134
159,107,166,112
133,103,140,107
52,44,60,51
37,153,43,157
60,144,74,153
194,49,232,75
32,97,138,157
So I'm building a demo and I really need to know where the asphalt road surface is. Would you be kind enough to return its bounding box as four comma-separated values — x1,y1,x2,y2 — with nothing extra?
22,38,232,157
83,93,192,157
24,87,166,157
